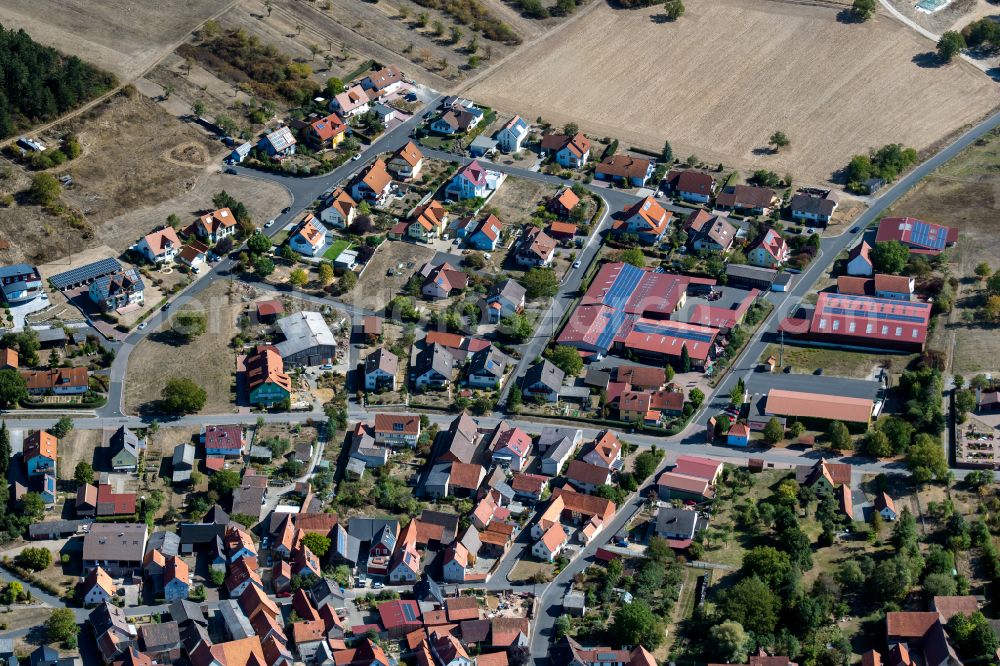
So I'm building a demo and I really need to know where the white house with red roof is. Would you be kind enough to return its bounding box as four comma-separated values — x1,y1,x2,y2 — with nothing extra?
329,85,370,117
618,196,672,244
289,214,330,257
194,208,238,244
847,241,874,276
532,523,569,562
351,159,393,204
445,160,505,200
135,227,182,264
407,200,448,242
582,430,623,470
747,228,790,269
388,141,424,180
319,188,357,229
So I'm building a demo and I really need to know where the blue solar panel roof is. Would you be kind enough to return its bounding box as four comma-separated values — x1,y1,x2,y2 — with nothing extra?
595,309,627,352
50,257,122,290
604,263,644,309
632,320,715,342
910,220,946,251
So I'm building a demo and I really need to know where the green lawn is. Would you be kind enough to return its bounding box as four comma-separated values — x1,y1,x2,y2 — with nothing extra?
271,230,289,246
323,239,352,261
760,343,905,379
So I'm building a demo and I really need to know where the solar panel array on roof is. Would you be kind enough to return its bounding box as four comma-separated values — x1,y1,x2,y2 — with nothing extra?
595,309,628,352
604,264,644,309
402,604,418,621
632,320,716,342
50,258,122,290
823,294,930,323
909,220,946,251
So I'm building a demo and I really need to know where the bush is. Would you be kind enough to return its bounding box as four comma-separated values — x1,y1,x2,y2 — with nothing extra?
16,547,52,571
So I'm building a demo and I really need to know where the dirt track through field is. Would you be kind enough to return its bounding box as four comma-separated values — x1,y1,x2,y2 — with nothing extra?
466,0,1000,186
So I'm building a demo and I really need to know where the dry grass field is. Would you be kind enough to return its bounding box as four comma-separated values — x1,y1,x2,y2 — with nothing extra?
124,279,240,415
887,127,1000,374
356,241,437,312
465,0,1000,186
0,0,235,80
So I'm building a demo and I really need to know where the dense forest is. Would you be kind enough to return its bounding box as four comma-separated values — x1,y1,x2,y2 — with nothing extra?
0,24,117,138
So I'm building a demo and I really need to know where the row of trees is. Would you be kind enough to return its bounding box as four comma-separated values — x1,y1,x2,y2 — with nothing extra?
845,144,918,193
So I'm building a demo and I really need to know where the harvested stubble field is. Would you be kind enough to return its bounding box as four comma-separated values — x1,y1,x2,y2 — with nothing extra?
0,0,234,80
465,0,1000,185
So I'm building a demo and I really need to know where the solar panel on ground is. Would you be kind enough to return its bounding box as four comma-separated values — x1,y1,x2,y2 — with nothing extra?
50,258,122,290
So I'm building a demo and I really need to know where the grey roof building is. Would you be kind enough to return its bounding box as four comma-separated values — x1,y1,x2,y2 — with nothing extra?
419,509,460,543
146,531,181,558
439,412,480,464
537,426,582,453
168,599,207,626
172,443,195,484
347,517,399,543
274,311,337,367
82,523,148,576
311,577,348,609
654,506,700,541
230,486,265,521
413,342,455,387
541,435,579,475
109,426,143,472
216,600,254,640
522,359,565,400
425,463,451,499
330,524,360,566
466,345,507,388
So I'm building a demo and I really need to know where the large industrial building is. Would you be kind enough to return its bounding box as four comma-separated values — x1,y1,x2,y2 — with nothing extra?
274,311,338,367
778,292,931,352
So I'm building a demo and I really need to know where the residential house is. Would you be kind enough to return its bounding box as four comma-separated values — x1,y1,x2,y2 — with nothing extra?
467,214,503,251
22,367,89,396
874,274,915,301
329,85,370,117
791,189,839,226
540,132,591,168
24,430,57,477
847,241,874,276
430,106,482,135
466,345,507,389
431,630,474,666
727,422,751,447
491,617,530,649
361,64,404,97
82,565,115,605
0,264,43,303
582,431,623,470
259,126,297,157
163,556,191,601
388,542,421,583
875,492,898,521
89,269,144,312
171,443,194,485
482,278,525,324
351,159,393,204
489,423,531,471
137,621,182,664
413,343,455,389
245,345,291,407
438,412,480,465
364,348,398,391
109,426,143,473
224,526,258,562
193,208,238,244
618,196,672,244
177,241,208,270
83,523,148,578
135,227,182,264
95,483,137,517
565,460,612,494
303,113,346,150
90,602,137,664
373,413,421,448
748,228,790,268
549,186,580,218
226,556,263,597
319,188,357,229
0,348,16,370
494,115,529,153
876,216,958,256
388,141,424,182
201,425,244,457
595,155,653,187
522,360,564,403
421,262,468,299
289,214,329,257
541,435,578,476
407,200,448,242
511,473,548,504
715,184,779,215
442,543,469,582
445,160,503,200
664,170,716,203
654,507,699,544
514,226,556,267
685,210,736,254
